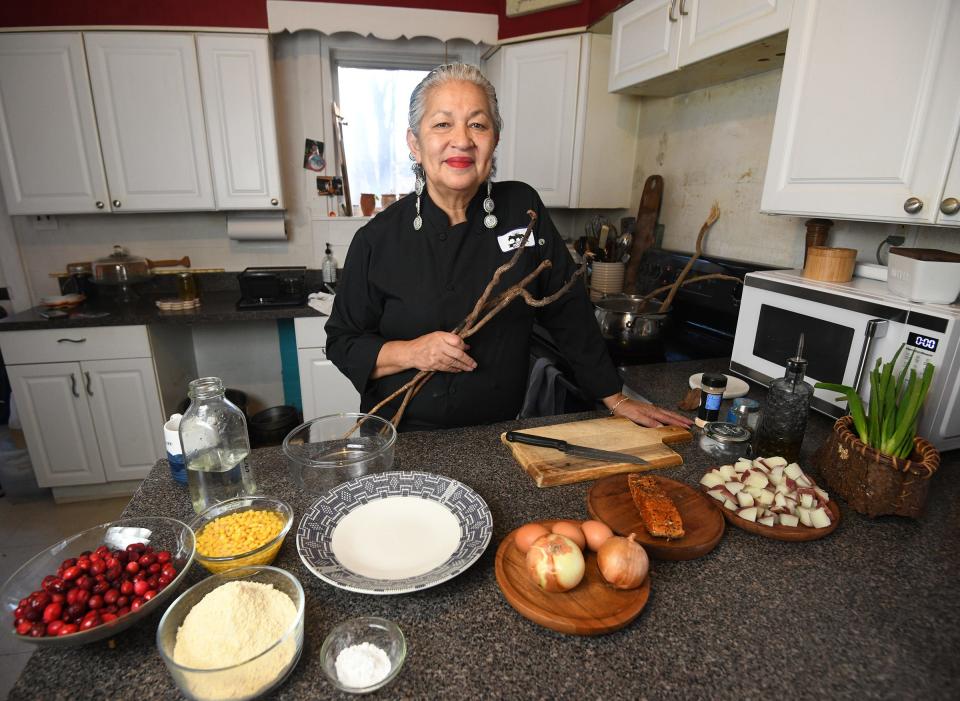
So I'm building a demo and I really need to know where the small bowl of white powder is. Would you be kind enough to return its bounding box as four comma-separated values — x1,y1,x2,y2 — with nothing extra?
320,617,406,694
156,566,304,701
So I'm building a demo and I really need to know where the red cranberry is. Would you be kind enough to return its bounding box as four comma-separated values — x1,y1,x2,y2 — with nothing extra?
92,580,109,595
116,596,129,608
61,558,77,570
130,598,145,612
62,565,81,581
42,602,62,624
74,575,94,591
105,565,122,582
87,595,104,610
96,545,110,556
116,606,130,617
21,608,40,623
29,623,46,637
125,561,140,575
147,576,159,589
46,620,64,636
143,590,157,601
156,551,172,564
42,575,58,591
148,563,162,574
120,581,134,596
100,612,118,623
15,621,32,635
126,543,145,554
89,560,106,576
157,575,172,588
65,603,85,621
58,623,79,635
51,593,65,604
29,591,51,612
79,615,100,631
76,557,91,571
133,580,150,597
103,589,119,605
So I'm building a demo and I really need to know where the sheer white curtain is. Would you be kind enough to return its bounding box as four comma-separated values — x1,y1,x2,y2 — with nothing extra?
336,67,428,202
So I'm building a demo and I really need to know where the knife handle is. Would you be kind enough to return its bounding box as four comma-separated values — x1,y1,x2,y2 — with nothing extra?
506,432,568,451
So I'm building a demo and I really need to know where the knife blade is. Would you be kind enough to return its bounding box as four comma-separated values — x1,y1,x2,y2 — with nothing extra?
505,431,649,465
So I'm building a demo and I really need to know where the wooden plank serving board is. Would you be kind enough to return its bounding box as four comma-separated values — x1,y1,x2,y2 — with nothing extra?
500,417,692,487
494,520,650,636
587,474,725,561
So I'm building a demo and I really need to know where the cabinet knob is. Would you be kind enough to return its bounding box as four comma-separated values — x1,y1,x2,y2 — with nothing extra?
270,198,279,206
903,197,923,214
940,197,960,215
112,199,122,208
95,200,105,209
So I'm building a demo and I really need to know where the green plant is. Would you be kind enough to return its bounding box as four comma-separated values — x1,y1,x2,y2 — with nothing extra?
814,346,935,459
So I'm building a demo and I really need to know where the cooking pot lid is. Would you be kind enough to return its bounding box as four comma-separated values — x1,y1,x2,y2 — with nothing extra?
703,422,751,443
94,245,146,266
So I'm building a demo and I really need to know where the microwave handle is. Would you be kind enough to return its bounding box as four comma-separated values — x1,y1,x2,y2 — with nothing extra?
853,319,888,393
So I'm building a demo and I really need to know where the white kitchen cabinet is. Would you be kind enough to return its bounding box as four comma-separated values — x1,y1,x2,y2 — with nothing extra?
609,0,792,95
485,34,639,209
197,34,283,210
761,0,960,226
0,33,111,214
84,32,214,212
294,318,360,420
940,141,960,227
0,326,165,489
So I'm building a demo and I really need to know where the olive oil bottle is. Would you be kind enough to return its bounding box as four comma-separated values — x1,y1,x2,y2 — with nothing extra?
754,334,813,463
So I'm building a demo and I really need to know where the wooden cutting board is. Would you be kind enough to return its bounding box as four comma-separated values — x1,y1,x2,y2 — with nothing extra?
500,416,691,487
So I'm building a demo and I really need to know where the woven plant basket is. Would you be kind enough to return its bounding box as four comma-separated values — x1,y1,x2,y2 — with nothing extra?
814,415,941,518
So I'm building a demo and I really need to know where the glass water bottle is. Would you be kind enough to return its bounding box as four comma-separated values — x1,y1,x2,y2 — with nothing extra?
179,377,257,513
754,335,814,463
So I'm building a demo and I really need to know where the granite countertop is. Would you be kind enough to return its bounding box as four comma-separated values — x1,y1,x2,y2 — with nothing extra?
9,359,960,699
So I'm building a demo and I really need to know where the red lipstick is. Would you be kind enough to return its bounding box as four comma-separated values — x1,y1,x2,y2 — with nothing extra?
445,157,474,169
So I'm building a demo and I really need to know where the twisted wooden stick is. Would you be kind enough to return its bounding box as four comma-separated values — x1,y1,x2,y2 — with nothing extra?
658,202,720,313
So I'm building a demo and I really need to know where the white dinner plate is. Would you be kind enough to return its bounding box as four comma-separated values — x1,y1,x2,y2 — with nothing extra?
297,471,493,595
688,373,750,399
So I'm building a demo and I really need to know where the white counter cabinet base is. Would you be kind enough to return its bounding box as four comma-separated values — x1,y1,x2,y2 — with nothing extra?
294,318,360,420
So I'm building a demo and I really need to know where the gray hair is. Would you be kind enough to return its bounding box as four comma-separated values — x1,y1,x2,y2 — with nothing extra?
408,63,503,139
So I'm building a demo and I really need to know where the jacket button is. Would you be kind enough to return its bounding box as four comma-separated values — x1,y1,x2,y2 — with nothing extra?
439,233,448,241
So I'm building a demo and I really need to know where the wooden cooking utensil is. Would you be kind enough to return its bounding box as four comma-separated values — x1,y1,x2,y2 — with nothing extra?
587,474,724,560
624,174,663,294
494,519,650,635
501,417,691,487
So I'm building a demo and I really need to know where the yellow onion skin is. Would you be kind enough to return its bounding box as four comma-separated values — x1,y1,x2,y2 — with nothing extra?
525,534,585,592
597,533,649,590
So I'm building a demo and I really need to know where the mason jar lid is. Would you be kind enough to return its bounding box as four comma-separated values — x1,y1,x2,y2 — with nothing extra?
700,372,728,390
704,421,751,443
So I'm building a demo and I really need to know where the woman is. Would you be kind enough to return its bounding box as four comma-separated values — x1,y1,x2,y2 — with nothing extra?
326,63,690,432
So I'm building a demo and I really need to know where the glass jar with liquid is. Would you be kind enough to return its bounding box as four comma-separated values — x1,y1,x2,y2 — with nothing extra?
179,377,257,513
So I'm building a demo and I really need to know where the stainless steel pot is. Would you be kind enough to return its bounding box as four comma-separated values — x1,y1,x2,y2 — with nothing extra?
594,294,669,353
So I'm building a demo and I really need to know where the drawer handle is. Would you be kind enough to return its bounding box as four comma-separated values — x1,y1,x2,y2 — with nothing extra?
57,338,87,343
70,373,79,398
669,0,678,21
84,371,93,397
679,0,689,15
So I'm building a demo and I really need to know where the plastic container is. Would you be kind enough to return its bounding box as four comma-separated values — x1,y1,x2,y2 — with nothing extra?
189,496,293,574
887,247,960,303
157,566,304,701
282,413,396,494
179,378,257,514
699,421,753,462
177,389,248,419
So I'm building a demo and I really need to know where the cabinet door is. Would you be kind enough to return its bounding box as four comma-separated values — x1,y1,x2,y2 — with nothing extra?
84,32,214,212
609,0,680,92
937,140,960,227
679,0,792,67
83,358,164,482
197,34,283,210
489,35,581,207
762,0,960,223
6,363,105,488
297,349,360,421
0,33,110,214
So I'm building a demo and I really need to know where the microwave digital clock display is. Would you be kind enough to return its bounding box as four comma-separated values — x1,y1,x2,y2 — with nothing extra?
907,331,938,353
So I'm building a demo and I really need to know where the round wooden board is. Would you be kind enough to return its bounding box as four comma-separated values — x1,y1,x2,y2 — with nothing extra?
586,474,725,561
699,469,841,542
494,520,650,636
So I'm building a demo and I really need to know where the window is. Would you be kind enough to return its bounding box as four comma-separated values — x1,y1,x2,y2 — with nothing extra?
336,66,428,200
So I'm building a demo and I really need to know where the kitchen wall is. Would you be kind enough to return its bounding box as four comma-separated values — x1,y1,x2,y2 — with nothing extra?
630,68,960,269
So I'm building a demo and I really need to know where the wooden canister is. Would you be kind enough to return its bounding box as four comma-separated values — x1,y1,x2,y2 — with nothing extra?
803,246,856,282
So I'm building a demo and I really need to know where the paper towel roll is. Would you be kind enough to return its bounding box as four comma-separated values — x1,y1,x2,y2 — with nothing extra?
226,212,287,241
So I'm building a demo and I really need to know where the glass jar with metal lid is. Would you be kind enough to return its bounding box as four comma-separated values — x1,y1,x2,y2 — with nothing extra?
699,421,752,462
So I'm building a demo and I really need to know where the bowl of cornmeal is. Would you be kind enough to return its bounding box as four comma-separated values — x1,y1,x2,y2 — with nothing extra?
189,496,293,574
157,565,304,701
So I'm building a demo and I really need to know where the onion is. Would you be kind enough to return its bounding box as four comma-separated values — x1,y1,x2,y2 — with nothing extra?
596,533,649,590
526,534,585,592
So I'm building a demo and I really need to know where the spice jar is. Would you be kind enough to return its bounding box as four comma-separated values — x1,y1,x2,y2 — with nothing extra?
699,421,752,462
176,272,198,301
726,398,760,431
696,373,728,428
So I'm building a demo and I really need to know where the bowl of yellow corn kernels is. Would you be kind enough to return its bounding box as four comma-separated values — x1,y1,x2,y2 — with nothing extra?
188,496,294,574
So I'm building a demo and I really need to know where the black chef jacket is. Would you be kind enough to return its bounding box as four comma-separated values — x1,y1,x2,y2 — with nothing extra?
325,180,621,431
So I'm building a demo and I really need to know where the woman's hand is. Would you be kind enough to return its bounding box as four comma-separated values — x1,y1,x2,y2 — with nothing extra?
604,394,693,429
373,332,477,378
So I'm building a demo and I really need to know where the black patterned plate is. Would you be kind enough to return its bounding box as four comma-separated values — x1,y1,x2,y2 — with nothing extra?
296,471,493,594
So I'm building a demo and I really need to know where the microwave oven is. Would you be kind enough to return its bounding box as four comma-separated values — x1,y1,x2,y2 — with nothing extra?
731,269,960,451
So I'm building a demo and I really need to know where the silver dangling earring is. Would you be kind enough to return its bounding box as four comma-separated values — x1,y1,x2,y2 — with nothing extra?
483,180,497,229
412,161,424,231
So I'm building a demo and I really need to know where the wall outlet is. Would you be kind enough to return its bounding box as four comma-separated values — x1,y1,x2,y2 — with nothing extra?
33,215,58,230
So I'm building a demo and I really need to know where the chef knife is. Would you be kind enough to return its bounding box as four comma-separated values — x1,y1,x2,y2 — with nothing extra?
505,431,649,465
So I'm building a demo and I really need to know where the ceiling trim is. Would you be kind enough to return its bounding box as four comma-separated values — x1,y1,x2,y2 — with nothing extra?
267,1,498,44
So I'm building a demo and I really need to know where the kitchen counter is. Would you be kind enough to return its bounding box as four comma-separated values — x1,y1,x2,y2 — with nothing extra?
0,291,323,332
9,358,960,699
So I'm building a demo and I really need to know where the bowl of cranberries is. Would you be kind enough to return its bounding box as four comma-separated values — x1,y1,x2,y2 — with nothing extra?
0,516,195,646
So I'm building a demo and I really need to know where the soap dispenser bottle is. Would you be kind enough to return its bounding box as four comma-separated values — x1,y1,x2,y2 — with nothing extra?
322,242,338,284
754,334,814,463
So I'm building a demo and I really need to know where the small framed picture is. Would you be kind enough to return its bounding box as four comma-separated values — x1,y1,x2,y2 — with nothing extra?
304,138,326,172
317,176,343,196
